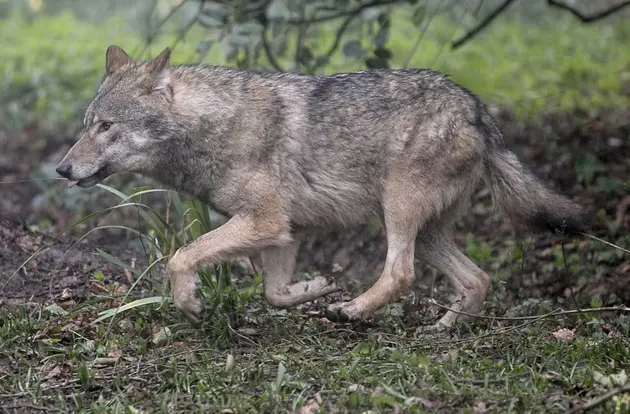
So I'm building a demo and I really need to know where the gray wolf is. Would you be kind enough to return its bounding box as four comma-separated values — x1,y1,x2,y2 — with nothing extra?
56,45,587,330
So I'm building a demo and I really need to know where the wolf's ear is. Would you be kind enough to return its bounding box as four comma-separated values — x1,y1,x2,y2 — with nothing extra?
147,47,171,74
105,45,132,76
146,47,172,96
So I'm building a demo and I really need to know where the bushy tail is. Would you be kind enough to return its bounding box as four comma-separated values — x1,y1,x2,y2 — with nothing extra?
484,148,588,236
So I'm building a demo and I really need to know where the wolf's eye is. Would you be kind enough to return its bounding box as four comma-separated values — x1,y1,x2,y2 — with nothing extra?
98,122,113,133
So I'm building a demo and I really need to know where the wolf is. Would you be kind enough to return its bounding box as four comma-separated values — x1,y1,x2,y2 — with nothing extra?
56,45,587,330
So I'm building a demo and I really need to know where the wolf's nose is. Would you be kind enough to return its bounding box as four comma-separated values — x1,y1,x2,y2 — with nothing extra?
55,163,72,178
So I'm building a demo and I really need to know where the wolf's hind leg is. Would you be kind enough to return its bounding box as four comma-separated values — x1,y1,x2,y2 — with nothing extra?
418,237,491,331
261,240,339,308
326,180,422,321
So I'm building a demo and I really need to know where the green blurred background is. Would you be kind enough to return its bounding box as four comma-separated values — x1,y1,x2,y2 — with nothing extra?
1,0,629,133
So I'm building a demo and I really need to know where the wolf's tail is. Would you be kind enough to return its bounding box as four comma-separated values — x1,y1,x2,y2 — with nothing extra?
481,119,588,236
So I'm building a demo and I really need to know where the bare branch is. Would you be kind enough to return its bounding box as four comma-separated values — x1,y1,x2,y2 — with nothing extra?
171,0,206,53
139,0,191,57
548,0,630,22
316,0,400,64
324,9,361,58
294,4,308,70
451,0,517,50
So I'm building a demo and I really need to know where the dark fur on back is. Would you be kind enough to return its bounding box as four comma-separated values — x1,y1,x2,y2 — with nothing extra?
56,46,590,328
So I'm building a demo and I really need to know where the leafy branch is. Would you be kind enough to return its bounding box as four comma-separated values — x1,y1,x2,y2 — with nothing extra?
286,0,403,25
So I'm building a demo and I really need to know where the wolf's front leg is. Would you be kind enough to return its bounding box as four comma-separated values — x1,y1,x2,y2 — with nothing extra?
166,214,292,323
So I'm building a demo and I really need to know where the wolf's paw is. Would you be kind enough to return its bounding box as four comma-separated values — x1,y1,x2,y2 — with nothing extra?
325,300,365,323
166,257,203,325
310,276,340,295
172,291,204,325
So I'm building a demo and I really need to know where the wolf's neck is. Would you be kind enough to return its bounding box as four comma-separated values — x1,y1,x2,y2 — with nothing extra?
142,66,245,206
145,116,229,206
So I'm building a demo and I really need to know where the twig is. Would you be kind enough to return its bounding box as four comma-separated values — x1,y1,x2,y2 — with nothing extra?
0,178,66,184
451,0,517,49
561,241,581,311
423,298,630,321
548,0,630,23
226,321,270,356
170,0,206,53
139,0,191,57
1,245,48,292
404,1,444,68
0,405,60,412
418,309,559,348
322,0,398,60
567,383,630,413
581,232,630,255
324,10,359,59
473,0,486,18
261,21,284,71
294,5,308,70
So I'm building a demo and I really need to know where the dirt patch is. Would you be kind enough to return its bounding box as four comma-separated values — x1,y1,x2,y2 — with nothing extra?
0,216,143,307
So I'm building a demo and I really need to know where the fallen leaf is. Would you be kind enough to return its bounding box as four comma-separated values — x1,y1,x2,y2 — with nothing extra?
551,328,575,342
237,327,259,336
108,347,122,358
348,384,366,393
93,357,118,366
299,395,321,414
473,401,488,413
44,362,72,380
152,327,172,346
225,354,235,372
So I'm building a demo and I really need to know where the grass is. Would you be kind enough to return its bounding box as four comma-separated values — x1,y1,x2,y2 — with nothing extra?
2,291,630,413
2,149,630,408
2,184,630,413
2,4,630,413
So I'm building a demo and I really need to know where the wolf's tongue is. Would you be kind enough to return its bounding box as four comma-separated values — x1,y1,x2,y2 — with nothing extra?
68,181,79,188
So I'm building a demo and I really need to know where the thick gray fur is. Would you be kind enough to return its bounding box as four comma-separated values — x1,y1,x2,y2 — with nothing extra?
56,46,587,329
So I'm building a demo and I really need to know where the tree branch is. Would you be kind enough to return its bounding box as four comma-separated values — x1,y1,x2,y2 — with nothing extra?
140,0,191,57
324,9,361,58
261,22,285,71
451,0,517,50
286,0,403,25
171,0,206,53
547,0,630,22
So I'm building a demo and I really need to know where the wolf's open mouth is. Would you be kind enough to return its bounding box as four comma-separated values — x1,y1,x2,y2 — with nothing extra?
68,166,111,188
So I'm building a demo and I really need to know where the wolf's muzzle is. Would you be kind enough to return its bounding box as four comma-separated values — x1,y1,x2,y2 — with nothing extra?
55,163,73,179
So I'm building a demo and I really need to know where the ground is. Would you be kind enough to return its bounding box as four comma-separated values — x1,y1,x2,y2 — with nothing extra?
1,107,630,413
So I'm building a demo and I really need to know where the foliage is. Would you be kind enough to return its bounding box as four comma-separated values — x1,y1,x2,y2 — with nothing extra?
0,12,129,131
62,183,259,339
1,1,630,132
0,10,206,132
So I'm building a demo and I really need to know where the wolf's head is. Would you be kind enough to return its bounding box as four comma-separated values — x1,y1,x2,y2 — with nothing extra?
56,45,177,188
